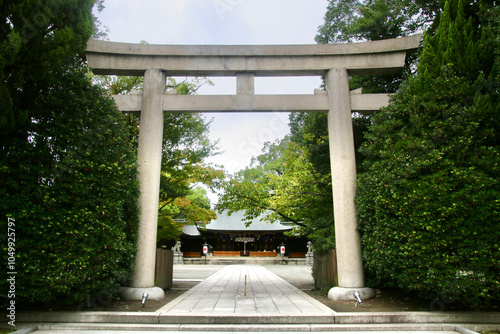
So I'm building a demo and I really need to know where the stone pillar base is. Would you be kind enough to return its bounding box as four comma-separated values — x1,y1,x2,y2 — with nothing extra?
327,287,375,301
173,253,184,264
118,286,165,301
305,253,313,266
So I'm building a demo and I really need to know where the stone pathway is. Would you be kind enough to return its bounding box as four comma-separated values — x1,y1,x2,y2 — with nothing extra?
156,264,334,316
17,264,483,333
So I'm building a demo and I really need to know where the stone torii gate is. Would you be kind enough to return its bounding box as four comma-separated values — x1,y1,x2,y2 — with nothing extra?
85,35,421,300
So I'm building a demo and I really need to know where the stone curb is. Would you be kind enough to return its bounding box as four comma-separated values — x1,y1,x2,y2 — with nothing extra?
333,311,500,324
16,310,500,325
158,314,336,324
20,322,500,332
17,311,158,324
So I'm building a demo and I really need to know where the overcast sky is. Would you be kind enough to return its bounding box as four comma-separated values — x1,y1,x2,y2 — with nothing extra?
95,0,330,204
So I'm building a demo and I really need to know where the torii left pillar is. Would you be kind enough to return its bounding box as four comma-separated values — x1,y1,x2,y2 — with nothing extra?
119,69,166,301
326,68,375,301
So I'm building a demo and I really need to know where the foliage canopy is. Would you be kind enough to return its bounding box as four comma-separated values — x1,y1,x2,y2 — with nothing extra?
0,0,100,138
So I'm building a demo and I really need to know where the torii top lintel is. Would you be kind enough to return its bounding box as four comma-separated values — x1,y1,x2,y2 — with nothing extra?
85,35,422,77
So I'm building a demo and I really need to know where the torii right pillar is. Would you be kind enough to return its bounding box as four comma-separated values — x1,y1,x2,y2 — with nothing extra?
326,68,375,301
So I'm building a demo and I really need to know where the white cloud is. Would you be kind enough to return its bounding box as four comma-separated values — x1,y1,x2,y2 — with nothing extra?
205,112,290,174
98,0,327,45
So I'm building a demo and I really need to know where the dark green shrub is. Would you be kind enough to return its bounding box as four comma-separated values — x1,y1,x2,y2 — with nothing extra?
358,71,499,307
1,62,140,307
357,0,499,308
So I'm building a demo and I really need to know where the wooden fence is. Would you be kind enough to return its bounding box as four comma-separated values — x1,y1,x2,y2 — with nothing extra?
313,249,338,290
155,249,173,289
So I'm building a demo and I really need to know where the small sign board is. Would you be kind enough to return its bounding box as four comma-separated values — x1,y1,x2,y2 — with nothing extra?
235,237,255,243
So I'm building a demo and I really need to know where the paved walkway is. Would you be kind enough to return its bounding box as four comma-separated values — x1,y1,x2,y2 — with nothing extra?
156,264,334,316
17,265,473,333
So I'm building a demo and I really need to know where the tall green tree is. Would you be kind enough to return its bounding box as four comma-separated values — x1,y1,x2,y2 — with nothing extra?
315,0,434,93
316,0,440,45
1,60,140,307
0,0,101,139
218,137,335,251
0,0,137,308
157,187,217,243
357,0,499,307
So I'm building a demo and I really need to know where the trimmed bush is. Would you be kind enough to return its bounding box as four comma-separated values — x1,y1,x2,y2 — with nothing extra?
1,62,140,307
357,0,499,308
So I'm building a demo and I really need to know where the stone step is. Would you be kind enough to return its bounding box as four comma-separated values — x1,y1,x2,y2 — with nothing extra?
24,322,470,333
17,310,500,325
182,257,306,265
17,312,335,325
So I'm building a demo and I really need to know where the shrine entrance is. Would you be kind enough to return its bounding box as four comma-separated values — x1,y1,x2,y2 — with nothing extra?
85,35,421,300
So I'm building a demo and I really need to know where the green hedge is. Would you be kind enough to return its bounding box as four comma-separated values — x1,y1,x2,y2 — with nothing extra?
357,0,499,309
357,70,499,308
1,62,140,307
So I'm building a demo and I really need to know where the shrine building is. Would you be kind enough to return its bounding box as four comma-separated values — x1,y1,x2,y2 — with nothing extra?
180,210,308,258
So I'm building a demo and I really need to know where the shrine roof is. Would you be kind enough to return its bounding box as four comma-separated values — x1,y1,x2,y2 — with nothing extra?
204,210,292,233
